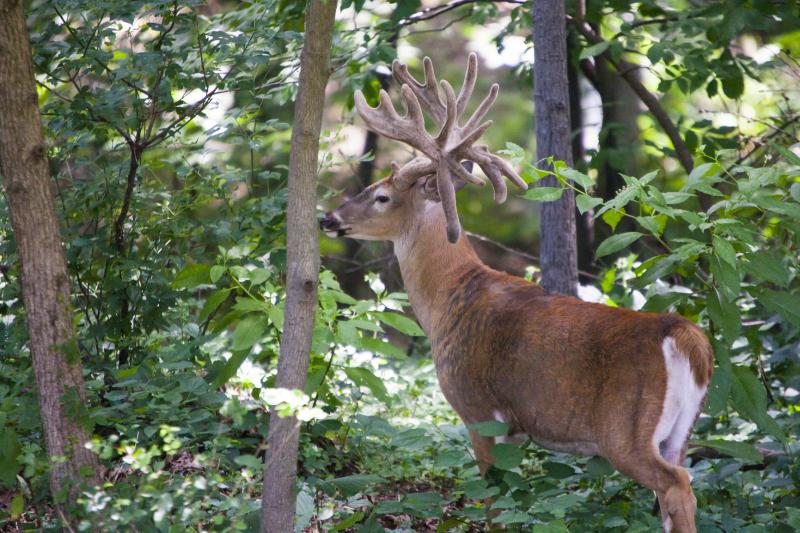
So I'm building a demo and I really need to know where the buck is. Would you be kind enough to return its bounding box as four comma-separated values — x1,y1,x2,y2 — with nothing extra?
320,54,713,533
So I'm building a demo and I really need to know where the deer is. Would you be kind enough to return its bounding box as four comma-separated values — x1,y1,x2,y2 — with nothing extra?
320,53,714,533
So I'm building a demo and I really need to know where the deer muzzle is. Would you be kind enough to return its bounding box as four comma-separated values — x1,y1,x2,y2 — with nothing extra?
319,212,349,237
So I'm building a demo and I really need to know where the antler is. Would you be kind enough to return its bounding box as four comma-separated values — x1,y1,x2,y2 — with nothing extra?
354,53,527,243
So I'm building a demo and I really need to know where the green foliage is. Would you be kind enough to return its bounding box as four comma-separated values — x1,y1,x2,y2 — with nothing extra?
0,0,798,531
531,151,800,444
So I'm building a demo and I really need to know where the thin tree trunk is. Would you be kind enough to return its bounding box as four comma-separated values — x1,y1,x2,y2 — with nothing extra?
0,0,100,502
532,0,578,296
594,57,641,242
260,0,337,531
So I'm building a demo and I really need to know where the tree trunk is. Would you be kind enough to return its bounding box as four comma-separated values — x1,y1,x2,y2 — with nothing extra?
0,0,100,502
594,57,642,242
260,1,337,531
532,0,578,296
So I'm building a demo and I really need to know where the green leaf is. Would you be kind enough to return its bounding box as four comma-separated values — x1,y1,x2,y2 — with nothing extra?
707,289,740,344
356,514,387,533
333,512,365,531
706,341,731,416
758,289,800,328
402,491,445,513
721,70,744,99
491,443,524,470
559,168,594,189
601,208,624,230
576,194,602,215
359,337,406,359
344,367,390,405
636,215,667,236
468,420,508,437
710,255,740,301
532,520,570,533
435,448,468,468
172,263,210,289
459,479,500,500
0,429,21,486
712,235,737,267
791,182,800,203
210,265,226,283
269,304,284,331
329,474,385,497
199,288,231,322
586,456,615,478
10,492,23,519
209,350,249,388
595,232,643,258
494,511,531,525
686,162,715,184
579,41,610,60
690,439,763,464
663,192,693,205
232,315,268,351
336,321,360,346
370,311,424,336
642,292,688,312
543,461,577,479
234,454,262,470
390,428,431,450
647,42,665,63
296,485,315,532
743,252,789,287
637,255,678,286
773,144,800,166
730,365,786,442
522,186,563,202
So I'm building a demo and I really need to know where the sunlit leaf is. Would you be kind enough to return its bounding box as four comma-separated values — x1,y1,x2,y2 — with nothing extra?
595,232,643,259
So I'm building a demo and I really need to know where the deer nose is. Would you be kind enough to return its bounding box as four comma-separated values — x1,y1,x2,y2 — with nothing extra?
319,213,340,231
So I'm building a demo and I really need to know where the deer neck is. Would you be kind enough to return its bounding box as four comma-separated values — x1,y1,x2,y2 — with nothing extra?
393,202,484,336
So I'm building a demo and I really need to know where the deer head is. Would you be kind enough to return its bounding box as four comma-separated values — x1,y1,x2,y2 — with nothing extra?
321,53,526,244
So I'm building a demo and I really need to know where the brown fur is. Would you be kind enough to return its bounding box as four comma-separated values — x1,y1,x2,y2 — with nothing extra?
669,321,714,386
325,177,714,532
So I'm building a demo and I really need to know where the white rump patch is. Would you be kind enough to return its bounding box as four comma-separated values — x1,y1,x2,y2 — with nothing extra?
652,337,707,468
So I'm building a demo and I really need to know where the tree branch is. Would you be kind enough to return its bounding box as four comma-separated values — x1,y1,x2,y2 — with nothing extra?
571,19,696,176
397,0,527,26
113,143,142,253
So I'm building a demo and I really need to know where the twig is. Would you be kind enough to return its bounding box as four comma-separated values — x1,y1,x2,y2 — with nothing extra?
397,0,527,26
113,143,142,253
465,231,599,279
55,506,78,533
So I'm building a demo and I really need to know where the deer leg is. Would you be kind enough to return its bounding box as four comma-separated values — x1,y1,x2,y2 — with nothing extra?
604,448,697,533
468,428,500,523
468,428,496,476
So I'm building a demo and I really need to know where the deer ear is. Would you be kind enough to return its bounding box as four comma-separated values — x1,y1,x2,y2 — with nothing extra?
419,174,440,201
419,161,475,201
452,161,474,192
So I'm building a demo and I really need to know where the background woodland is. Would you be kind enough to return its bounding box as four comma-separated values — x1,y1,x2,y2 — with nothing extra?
0,0,799,531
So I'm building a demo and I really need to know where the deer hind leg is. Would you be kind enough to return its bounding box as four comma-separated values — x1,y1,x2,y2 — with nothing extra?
605,448,697,533
468,428,496,476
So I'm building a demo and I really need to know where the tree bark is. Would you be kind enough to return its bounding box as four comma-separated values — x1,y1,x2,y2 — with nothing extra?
0,0,100,502
593,56,641,241
532,0,578,296
260,1,337,531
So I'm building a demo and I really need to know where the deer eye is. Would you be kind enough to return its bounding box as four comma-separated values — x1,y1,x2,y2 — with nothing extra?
375,195,390,204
